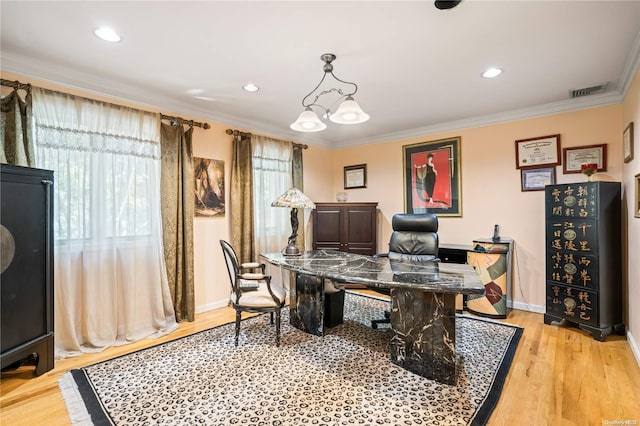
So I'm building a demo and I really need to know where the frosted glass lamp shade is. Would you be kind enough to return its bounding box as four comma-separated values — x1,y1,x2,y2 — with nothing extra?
290,108,327,132
329,96,370,124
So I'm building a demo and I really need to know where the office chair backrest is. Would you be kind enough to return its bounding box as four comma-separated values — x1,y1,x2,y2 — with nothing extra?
387,213,439,262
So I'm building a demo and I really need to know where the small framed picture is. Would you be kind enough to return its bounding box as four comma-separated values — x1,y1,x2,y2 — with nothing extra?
562,144,607,174
624,122,634,163
344,164,367,189
635,173,640,218
515,134,561,169
521,167,556,192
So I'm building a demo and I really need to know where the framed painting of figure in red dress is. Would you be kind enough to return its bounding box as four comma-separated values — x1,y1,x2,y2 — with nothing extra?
403,137,462,217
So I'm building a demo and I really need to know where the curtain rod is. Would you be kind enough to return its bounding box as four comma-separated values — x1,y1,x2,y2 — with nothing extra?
2,78,211,130
1,79,31,92
225,128,308,149
225,128,252,138
161,114,210,129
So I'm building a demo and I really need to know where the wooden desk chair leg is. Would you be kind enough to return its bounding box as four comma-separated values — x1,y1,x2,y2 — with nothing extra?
275,309,281,347
235,311,241,346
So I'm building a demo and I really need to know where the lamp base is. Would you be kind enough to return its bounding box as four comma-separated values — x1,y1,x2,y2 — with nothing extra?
283,243,301,257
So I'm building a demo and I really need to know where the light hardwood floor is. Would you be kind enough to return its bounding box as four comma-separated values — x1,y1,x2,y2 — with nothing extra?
2,293,639,426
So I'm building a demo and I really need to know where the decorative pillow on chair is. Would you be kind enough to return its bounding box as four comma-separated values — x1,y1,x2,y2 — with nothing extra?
238,279,260,291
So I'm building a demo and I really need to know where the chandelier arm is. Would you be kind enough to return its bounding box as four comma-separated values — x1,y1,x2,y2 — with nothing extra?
329,71,358,96
301,72,329,108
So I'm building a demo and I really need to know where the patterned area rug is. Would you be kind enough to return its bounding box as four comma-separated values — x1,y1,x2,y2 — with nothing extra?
59,293,522,425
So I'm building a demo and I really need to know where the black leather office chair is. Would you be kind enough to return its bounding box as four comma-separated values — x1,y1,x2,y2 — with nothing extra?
370,213,439,328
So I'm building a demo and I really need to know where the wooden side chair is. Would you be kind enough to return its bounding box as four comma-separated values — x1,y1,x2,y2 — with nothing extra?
220,240,286,346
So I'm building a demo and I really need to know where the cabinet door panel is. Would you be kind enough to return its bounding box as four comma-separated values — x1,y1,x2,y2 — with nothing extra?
345,209,375,243
313,208,342,247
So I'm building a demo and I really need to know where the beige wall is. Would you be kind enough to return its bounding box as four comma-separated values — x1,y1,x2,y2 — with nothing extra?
622,68,640,364
331,105,623,312
3,69,637,364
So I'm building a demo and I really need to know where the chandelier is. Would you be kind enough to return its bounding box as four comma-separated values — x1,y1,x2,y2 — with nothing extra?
290,53,369,132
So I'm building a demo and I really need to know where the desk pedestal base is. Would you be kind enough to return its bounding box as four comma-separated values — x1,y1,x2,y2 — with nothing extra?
390,289,457,385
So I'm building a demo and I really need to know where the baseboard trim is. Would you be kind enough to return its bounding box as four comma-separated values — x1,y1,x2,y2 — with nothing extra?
508,300,546,314
627,330,640,367
195,300,229,315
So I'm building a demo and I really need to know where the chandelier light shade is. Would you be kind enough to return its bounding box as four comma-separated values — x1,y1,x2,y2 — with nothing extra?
329,96,370,124
289,107,327,132
290,53,369,132
271,188,316,256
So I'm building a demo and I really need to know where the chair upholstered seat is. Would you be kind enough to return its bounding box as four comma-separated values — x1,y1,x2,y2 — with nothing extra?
231,282,286,308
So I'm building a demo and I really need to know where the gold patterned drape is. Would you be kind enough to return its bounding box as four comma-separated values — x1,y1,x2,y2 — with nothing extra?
292,144,305,250
1,87,35,166
230,133,254,263
160,122,195,322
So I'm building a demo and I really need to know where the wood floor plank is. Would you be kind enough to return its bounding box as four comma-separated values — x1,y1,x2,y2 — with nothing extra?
2,299,639,425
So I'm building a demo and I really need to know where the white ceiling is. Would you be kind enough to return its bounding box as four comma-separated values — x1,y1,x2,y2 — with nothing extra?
2,1,640,149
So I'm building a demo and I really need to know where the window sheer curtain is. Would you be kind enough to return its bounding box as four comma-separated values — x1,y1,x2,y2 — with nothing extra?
32,88,178,358
252,135,292,258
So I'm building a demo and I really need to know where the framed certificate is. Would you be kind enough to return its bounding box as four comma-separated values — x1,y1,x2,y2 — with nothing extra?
515,134,561,169
521,167,556,192
344,164,367,189
562,144,607,174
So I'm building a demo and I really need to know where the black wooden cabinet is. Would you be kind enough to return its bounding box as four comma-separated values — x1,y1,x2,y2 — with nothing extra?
543,182,623,341
312,202,378,256
1,164,54,375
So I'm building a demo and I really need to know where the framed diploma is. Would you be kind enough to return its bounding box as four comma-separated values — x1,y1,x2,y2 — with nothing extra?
515,134,561,169
344,164,367,189
521,167,556,192
562,144,607,174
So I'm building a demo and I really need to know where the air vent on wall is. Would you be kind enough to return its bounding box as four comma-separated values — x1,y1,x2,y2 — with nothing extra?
569,83,608,99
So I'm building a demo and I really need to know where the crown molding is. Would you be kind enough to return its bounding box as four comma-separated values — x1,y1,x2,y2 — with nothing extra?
3,42,638,151
331,91,624,149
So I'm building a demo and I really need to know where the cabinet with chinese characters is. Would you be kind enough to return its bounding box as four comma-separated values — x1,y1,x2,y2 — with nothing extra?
543,182,623,341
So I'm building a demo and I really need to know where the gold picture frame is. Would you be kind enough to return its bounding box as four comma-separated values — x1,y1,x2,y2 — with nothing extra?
635,173,640,218
403,136,462,217
624,122,634,163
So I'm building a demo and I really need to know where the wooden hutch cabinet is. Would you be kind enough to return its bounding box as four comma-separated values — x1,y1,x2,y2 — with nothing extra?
312,202,378,256
543,182,623,341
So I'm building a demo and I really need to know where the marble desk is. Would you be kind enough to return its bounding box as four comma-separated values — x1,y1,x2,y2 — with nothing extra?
261,250,485,385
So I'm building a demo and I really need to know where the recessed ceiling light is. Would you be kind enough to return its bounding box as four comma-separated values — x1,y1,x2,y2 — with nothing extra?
242,83,259,92
482,67,503,78
94,27,121,43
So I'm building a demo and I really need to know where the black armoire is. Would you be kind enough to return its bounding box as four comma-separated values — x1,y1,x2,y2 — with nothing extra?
1,164,54,375
544,181,623,341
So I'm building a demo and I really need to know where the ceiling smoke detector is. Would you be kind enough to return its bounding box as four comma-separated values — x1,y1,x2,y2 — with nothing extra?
569,83,608,99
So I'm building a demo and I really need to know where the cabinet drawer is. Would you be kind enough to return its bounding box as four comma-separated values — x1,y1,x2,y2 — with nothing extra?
546,282,597,327
546,251,598,291
546,219,598,254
